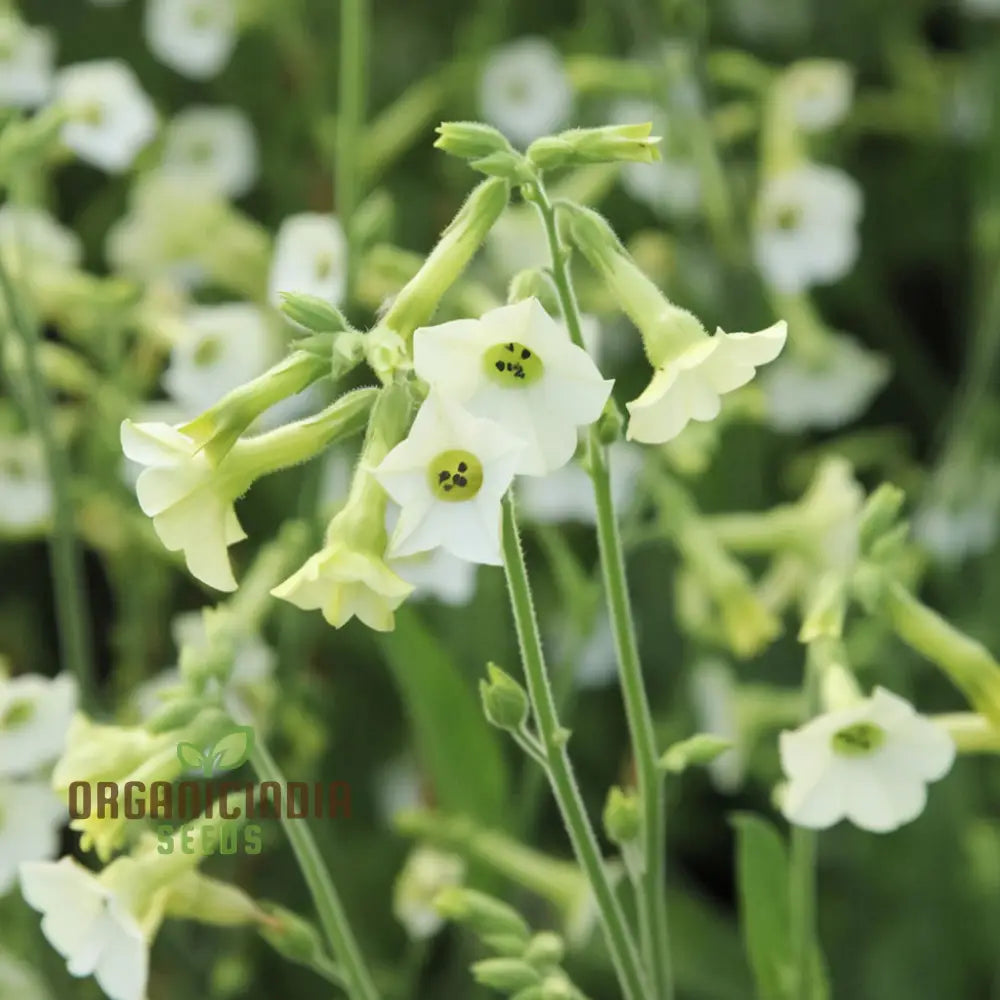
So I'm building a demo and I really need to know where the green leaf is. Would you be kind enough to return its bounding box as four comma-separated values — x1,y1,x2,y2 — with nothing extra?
659,733,735,774
177,742,206,772
733,813,793,1000
378,607,509,827
211,726,254,771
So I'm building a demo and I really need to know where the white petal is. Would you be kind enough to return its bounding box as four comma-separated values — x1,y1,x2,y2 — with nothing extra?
94,904,148,1000
412,318,488,400
841,765,924,833
782,766,847,829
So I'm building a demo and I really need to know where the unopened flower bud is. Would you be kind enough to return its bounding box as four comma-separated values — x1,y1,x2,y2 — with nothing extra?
435,121,516,161
480,663,530,731
472,958,542,992
527,123,660,171
434,887,532,946
602,786,641,845
523,931,565,969
659,733,735,774
278,291,349,333
859,483,906,555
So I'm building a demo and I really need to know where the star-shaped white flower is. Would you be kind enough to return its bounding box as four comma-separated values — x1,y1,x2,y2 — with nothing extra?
120,420,250,591
20,857,149,1000
145,0,237,80
269,213,348,309
753,164,862,293
162,303,278,418
626,321,787,443
413,299,613,476
0,13,54,108
761,333,890,431
159,105,257,199
54,61,157,174
780,687,955,832
0,673,76,779
393,847,466,940
0,781,65,895
273,542,414,632
781,60,854,133
479,37,572,147
374,394,523,565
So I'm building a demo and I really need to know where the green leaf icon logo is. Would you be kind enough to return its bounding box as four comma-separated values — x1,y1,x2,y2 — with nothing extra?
176,726,254,777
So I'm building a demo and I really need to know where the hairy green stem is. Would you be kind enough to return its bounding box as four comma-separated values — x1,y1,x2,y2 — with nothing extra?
251,740,380,1000
501,496,649,1000
0,256,94,705
531,179,673,998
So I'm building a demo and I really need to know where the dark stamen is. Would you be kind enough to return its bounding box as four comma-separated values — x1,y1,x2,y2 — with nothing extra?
457,462,467,472
438,470,449,483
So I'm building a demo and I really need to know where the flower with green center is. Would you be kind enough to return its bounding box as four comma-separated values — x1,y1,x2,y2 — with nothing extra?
0,673,76,779
779,687,955,832
54,60,157,174
374,393,523,565
144,0,236,81
268,213,347,310
413,299,612,475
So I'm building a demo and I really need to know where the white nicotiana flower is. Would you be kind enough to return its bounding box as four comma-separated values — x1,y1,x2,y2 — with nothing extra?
269,213,348,309
388,548,479,606
413,299,613,476
159,106,257,199
393,847,466,940
690,659,745,793
626,320,788,444
272,541,414,632
0,436,53,537
761,334,890,431
781,60,853,133
479,37,572,147
780,687,955,832
54,61,157,173
145,0,237,80
374,394,523,565
753,164,862,294
0,673,76,778
162,303,278,417
517,440,643,525
0,781,66,895
20,857,149,1000
119,421,251,591
613,99,700,217
0,204,82,273
0,13,54,109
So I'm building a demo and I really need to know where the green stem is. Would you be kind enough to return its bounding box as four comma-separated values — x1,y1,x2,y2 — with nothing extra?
500,496,649,1000
337,0,369,301
250,740,380,1000
0,256,94,706
532,180,673,999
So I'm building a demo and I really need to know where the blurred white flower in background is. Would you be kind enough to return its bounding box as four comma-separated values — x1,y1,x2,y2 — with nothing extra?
373,755,423,823
162,303,278,417
159,106,258,199
0,780,65,895
612,99,700,217
413,299,613,476
0,436,53,537
145,0,237,80
690,659,745,793
781,60,854,133
0,204,82,272
753,164,862,293
393,846,466,940
0,673,76,777
484,206,551,278
480,37,572,147
0,12,54,108
54,60,157,173
913,466,1000,563
374,393,523,565
627,321,787,443
389,548,479,606
20,857,148,1000
761,334,890,431
780,687,954,832
516,440,643,524
269,213,348,309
